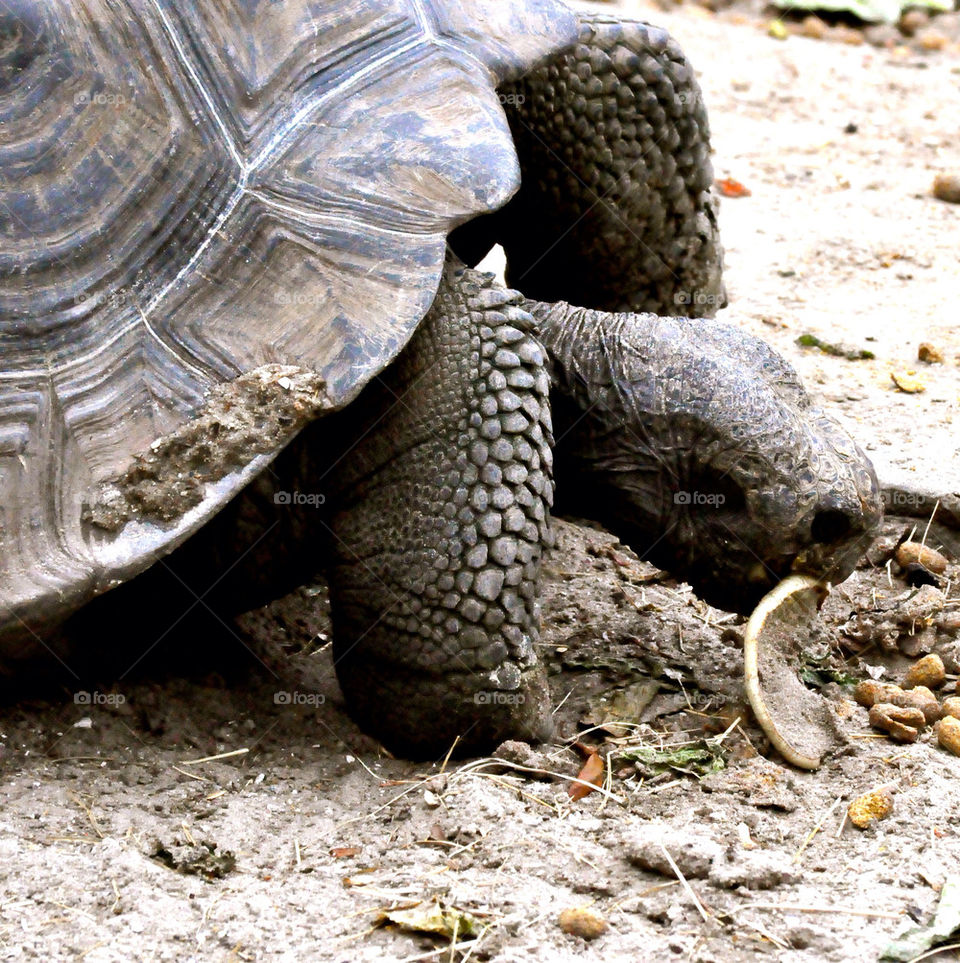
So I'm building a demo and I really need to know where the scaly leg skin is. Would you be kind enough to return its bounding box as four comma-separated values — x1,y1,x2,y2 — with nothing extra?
312,262,555,759
451,16,724,317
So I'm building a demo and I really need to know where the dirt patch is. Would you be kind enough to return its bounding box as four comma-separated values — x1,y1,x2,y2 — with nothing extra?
85,366,329,531
1,513,957,962
1,3,959,961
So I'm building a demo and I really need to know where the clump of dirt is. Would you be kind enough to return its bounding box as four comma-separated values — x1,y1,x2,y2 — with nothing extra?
85,365,329,530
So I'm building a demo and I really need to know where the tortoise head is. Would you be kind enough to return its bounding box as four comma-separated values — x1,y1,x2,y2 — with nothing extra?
537,307,883,615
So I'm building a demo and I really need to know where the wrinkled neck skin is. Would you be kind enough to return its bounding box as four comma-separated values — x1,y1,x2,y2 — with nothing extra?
524,298,883,614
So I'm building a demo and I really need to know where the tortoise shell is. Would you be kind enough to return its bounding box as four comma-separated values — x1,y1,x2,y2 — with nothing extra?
0,0,577,635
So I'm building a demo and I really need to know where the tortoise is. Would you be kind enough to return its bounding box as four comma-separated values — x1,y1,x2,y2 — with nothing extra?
0,0,882,758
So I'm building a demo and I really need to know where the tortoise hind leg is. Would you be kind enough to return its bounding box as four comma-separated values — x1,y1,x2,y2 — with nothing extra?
451,16,724,317
311,261,555,759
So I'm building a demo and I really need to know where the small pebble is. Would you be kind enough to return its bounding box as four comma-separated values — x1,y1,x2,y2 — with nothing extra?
894,685,942,724
916,28,948,50
558,907,609,941
891,371,926,393
865,23,900,46
918,342,944,364
938,612,960,635
936,716,960,757
941,697,960,721
868,703,926,742
895,541,948,574
854,680,903,708
800,15,827,38
834,25,864,45
898,8,928,34
904,653,946,690
933,173,960,204
848,788,894,829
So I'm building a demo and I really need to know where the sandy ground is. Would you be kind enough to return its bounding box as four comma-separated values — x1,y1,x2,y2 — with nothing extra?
2,3,960,961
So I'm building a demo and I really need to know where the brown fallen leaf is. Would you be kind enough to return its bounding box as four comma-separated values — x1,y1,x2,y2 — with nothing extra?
715,177,752,198
329,846,361,858
569,751,604,800
891,370,926,393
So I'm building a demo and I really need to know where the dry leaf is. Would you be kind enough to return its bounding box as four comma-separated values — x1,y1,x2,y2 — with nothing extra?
380,902,478,938
329,846,361,859
569,751,604,800
890,371,926,393
716,177,752,197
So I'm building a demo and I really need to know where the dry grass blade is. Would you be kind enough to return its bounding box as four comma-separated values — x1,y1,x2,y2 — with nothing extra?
179,748,249,765
658,843,711,924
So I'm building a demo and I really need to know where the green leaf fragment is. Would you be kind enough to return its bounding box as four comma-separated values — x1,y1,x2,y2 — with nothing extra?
881,875,960,961
796,333,875,360
618,742,726,777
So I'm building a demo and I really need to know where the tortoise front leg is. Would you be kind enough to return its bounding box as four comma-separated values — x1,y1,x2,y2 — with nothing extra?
313,262,555,759
451,16,724,318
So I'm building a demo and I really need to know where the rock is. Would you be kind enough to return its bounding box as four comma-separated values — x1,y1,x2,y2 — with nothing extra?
868,703,926,742
492,740,553,775
936,716,960,756
857,681,940,723
768,20,788,40
903,653,946,689
848,788,894,829
558,907,609,941
895,686,942,724
854,680,903,708
865,23,900,46
936,640,960,673
933,173,960,204
834,25,864,45
938,612,960,636
899,585,946,624
916,28,948,50
918,342,944,364
801,15,828,39
895,541,948,574
622,825,723,879
941,697,960,721
898,8,928,34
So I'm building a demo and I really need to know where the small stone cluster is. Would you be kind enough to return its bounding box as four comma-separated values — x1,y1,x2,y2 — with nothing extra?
855,654,960,754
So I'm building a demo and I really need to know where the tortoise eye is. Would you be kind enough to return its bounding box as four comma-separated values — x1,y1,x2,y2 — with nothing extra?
0,3,48,90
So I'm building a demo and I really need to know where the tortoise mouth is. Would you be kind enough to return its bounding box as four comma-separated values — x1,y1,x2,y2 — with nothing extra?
682,522,877,615
680,554,794,615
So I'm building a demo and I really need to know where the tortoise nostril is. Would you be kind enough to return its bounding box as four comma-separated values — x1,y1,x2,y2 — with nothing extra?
811,509,852,544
